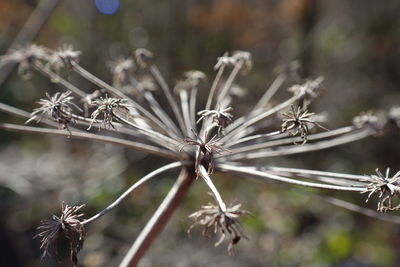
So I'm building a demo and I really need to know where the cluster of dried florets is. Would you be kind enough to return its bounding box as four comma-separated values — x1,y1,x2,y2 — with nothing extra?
188,200,249,255
34,203,85,267
1,43,400,266
363,168,400,212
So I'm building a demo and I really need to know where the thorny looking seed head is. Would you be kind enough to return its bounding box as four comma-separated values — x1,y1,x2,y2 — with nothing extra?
362,169,400,212
47,45,81,71
89,96,132,129
26,91,81,133
182,130,226,174
197,107,234,134
0,44,48,78
188,200,249,255
280,105,327,144
34,202,85,267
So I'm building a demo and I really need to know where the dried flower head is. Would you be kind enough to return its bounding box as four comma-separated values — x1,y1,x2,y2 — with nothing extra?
214,52,236,70
47,45,81,71
174,70,206,93
0,44,48,78
232,50,253,74
26,91,80,133
134,48,153,68
34,202,85,267
188,201,249,255
197,107,234,134
280,105,327,144
108,57,136,87
362,168,400,212
89,96,132,129
352,110,387,132
288,77,324,106
181,130,226,174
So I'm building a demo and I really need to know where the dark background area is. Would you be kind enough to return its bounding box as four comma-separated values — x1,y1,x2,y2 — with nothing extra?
0,0,400,266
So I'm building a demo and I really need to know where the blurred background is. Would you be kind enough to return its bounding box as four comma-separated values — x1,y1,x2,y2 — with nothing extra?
0,0,400,266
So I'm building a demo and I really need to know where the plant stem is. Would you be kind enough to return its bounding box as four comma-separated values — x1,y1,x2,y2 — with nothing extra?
119,168,195,267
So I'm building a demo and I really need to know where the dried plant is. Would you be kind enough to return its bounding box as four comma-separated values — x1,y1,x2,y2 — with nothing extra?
34,202,85,267
1,44,400,266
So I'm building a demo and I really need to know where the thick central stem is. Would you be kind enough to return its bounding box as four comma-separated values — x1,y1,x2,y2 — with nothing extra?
119,167,196,267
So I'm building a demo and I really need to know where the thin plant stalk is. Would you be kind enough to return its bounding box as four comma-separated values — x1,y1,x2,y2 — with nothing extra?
252,73,286,111
0,123,180,160
119,168,195,267
82,161,183,225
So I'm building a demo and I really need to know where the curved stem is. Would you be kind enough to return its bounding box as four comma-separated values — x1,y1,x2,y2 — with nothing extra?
82,161,183,225
119,167,196,267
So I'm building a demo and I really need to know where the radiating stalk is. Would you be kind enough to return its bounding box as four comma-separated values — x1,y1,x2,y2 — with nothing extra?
119,168,195,267
0,123,180,160
83,162,183,225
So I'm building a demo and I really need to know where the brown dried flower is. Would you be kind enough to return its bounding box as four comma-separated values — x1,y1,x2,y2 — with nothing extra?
34,202,86,267
197,107,234,134
89,96,132,129
362,168,400,212
280,105,327,144
26,91,81,133
47,45,81,71
288,77,323,106
0,44,48,78
108,57,136,87
188,201,249,255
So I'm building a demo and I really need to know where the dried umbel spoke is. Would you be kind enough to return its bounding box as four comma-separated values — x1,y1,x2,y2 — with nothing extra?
280,105,327,144
0,44,48,78
47,44,81,71
188,201,249,255
26,91,81,133
362,168,400,212
89,96,132,129
34,202,85,267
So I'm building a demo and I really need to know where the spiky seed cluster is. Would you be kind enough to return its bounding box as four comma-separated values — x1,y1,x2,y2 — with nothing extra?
26,91,80,133
0,44,48,78
89,97,132,129
197,107,234,134
47,45,81,71
182,130,225,174
280,105,327,144
189,201,248,255
362,169,400,212
34,203,85,267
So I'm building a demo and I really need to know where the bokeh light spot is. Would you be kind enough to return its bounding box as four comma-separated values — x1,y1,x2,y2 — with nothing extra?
95,0,120,15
